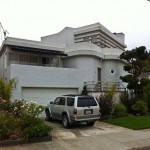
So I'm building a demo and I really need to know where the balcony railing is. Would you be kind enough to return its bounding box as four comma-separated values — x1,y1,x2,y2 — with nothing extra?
84,81,126,92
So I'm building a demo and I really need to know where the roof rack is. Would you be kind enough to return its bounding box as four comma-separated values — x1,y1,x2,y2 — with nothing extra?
63,94,93,97
63,94,82,97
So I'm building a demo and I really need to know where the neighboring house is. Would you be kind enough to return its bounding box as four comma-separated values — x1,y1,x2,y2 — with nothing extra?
138,72,150,80
0,22,127,105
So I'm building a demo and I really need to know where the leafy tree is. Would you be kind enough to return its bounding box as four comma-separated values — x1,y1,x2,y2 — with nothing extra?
120,46,148,94
142,54,150,71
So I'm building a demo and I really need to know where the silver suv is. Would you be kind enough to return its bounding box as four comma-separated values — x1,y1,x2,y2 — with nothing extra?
45,95,101,128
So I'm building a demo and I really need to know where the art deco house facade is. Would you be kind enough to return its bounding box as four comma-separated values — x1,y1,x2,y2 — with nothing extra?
0,23,127,105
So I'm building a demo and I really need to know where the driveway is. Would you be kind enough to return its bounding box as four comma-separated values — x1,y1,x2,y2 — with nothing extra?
1,121,150,150
46,120,129,140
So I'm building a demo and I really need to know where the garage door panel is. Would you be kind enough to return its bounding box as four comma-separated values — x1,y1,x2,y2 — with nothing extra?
22,88,78,106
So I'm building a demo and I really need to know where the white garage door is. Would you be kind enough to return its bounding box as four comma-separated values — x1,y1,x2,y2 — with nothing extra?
22,87,78,106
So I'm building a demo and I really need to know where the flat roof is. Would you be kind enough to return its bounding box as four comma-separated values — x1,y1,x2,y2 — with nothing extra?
0,37,67,56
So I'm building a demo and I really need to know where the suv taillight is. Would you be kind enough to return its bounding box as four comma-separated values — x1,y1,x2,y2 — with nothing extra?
73,108,77,115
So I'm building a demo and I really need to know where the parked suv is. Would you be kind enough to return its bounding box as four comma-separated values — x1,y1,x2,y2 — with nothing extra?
45,95,101,128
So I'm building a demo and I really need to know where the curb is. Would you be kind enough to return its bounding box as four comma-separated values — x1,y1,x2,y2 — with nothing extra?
0,136,52,147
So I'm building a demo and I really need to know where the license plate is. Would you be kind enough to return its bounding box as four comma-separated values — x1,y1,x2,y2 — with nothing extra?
85,110,92,115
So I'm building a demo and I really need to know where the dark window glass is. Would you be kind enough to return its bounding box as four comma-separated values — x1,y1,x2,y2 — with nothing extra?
9,53,18,61
29,55,38,64
67,98,75,106
50,57,59,67
20,54,28,63
54,97,60,105
98,68,101,81
59,97,65,105
42,57,49,66
77,97,97,107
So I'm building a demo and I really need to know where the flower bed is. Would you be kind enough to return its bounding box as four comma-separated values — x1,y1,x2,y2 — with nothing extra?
0,98,53,146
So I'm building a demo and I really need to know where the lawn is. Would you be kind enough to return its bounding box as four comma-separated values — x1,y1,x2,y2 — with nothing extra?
103,116,150,130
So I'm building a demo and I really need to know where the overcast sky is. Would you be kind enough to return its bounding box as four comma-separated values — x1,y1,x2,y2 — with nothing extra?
0,0,150,50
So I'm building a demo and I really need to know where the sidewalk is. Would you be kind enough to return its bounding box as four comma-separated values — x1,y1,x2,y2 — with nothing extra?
1,129,150,150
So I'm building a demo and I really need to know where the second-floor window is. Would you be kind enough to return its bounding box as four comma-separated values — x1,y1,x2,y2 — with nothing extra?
42,57,49,66
9,53,19,63
9,52,59,67
29,55,38,64
42,56,59,67
20,54,28,64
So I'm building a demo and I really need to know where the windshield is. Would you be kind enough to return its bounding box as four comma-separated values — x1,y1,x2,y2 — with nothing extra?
77,97,97,107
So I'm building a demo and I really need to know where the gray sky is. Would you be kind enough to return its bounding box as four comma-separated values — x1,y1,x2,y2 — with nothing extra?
0,0,150,50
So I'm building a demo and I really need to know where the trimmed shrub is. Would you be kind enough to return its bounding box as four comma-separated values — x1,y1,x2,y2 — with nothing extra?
120,91,138,114
23,123,53,142
113,103,127,118
132,100,148,115
98,94,114,116
97,85,116,119
142,91,150,113
0,112,19,141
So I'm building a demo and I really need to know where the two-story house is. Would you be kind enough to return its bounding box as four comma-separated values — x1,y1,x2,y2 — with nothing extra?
0,22,127,105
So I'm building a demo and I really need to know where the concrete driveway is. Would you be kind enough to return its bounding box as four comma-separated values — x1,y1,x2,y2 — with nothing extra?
1,121,150,150
47,120,129,140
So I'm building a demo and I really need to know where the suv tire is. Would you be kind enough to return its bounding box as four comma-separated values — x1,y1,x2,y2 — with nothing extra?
45,110,52,121
62,115,70,128
87,121,95,126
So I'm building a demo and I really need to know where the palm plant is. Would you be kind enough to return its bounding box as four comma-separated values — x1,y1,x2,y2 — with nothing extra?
0,78,16,101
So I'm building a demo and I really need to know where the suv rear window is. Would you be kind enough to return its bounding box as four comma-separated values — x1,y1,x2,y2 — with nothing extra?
77,97,97,107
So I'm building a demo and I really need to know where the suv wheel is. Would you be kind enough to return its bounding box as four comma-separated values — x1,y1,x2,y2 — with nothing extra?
45,110,52,121
62,115,70,128
87,121,95,126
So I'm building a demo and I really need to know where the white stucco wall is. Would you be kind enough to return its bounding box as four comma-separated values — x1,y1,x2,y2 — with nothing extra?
102,60,126,83
63,55,102,81
10,64,93,99
63,43,126,83
41,27,75,46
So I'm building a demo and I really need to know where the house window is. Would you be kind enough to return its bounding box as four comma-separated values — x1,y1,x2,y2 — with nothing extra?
29,55,38,64
20,54,28,64
9,53,19,64
83,37,91,42
97,68,101,81
42,57,49,66
110,69,115,74
50,57,59,67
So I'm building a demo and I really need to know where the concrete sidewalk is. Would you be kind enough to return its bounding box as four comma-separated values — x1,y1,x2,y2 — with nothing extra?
1,129,150,150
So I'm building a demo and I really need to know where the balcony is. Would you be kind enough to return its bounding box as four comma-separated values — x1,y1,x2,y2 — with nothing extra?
84,81,126,92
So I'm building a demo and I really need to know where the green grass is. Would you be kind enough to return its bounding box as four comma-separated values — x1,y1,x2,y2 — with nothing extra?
103,116,150,130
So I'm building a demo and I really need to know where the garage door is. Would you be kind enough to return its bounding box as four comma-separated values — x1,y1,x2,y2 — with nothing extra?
22,87,78,106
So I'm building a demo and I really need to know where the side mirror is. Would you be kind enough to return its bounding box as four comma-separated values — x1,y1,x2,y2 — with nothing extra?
50,101,54,104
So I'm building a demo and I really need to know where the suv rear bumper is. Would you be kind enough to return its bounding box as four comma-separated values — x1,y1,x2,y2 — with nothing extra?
70,114,101,122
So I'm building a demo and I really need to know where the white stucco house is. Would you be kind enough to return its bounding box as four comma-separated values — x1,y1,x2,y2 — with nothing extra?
0,22,127,105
